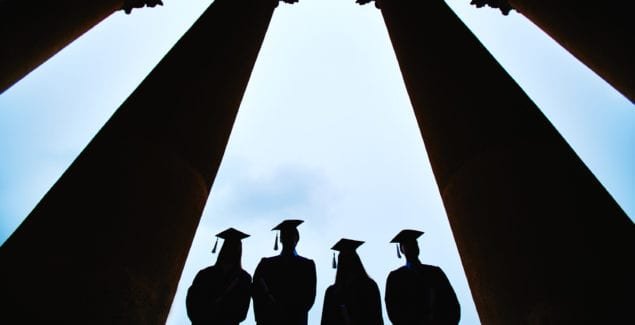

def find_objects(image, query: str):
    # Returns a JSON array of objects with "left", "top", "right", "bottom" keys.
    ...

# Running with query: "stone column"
[
  {"left": 470, "top": 0, "right": 635, "bottom": 103},
  {"left": 0, "top": 0, "right": 161, "bottom": 94},
  {"left": 0, "top": 0, "right": 279, "bottom": 322},
  {"left": 366, "top": 0, "right": 634, "bottom": 323}
]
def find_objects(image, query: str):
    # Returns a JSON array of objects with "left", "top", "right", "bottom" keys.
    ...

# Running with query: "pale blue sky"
[{"left": 0, "top": 0, "right": 633, "bottom": 324}]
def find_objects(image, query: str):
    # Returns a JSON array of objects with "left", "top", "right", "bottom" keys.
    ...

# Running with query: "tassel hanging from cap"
[
  {"left": 212, "top": 238, "right": 218, "bottom": 253},
  {"left": 332, "top": 252, "right": 337, "bottom": 269},
  {"left": 396, "top": 243, "right": 402, "bottom": 259},
  {"left": 274, "top": 233, "right": 279, "bottom": 251}
]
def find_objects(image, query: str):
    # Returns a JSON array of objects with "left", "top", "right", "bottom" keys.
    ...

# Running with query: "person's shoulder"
[
  {"left": 279, "top": 254, "right": 314, "bottom": 267},
  {"left": 358, "top": 276, "right": 380, "bottom": 291},
  {"left": 420, "top": 263, "right": 445, "bottom": 273},
  {"left": 254, "top": 256, "right": 275, "bottom": 274},
  {"left": 295, "top": 255, "right": 315, "bottom": 264},
  {"left": 239, "top": 268, "right": 252, "bottom": 280},
  {"left": 257, "top": 256, "right": 277, "bottom": 265},
  {"left": 192, "top": 265, "right": 217, "bottom": 282},
  {"left": 197, "top": 265, "right": 217, "bottom": 275},
  {"left": 260, "top": 256, "right": 273, "bottom": 262},
  {"left": 389, "top": 265, "right": 410, "bottom": 275},
  {"left": 299, "top": 256, "right": 317, "bottom": 270},
  {"left": 387, "top": 266, "right": 408, "bottom": 282},
  {"left": 323, "top": 285, "right": 337, "bottom": 300}
]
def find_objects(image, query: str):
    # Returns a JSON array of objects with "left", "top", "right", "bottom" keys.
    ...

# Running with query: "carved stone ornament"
[
  {"left": 354, "top": 0, "right": 380, "bottom": 9},
  {"left": 469, "top": 0, "right": 513, "bottom": 15},
  {"left": 121, "top": 0, "right": 300, "bottom": 13},
  {"left": 354, "top": 0, "right": 513, "bottom": 14},
  {"left": 122, "top": 0, "right": 164, "bottom": 14}
]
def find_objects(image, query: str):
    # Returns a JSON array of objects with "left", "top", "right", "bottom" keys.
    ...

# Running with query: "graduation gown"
[
  {"left": 252, "top": 254, "right": 317, "bottom": 325},
  {"left": 321, "top": 277, "right": 384, "bottom": 325},
  {"left": 186, "top": 265, "right": 252, "bottom": 325},
  {"left": 385, "top": 263, "right": 460, "bottom": 325}
]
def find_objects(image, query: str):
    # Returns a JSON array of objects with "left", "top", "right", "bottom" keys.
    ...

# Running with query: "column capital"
[
  {"left": 122, "top": 0, "right": 163, "bottom": 14},
  {"left": 469, "top": 0, "right": 513, "bottom": 15},
  {"left": 353, "top": 0, "right": 380, "bottom": 9},
  {"left": 357, "top": 0, "right": 513, "bottom": 14}
]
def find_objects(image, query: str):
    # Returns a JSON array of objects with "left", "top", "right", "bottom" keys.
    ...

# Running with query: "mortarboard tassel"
[
  {"left": 274, "top": 233, "right": 279, "bottom": 251},
  {"left": 212, "top": 238, "right": 218, "bottom": 253},
  {"left": 396, "top": 243, "right": 402, "bottom": 259},
  {"left": 332, "top": 252, "right": 337, "bottom": 269}
]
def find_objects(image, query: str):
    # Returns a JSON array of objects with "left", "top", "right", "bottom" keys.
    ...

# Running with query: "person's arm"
[
  {"left": 338, "top": 304, "right": 352, "bottom": 325},
  {"left": 385, "top": 271, "right": 406, "bottom": 325},
  {"left": 228, "top": 272, "right": 252, "bottom": 324},
  {"left": 185, "top": 272, "right": 203, "bottom": 322},
  {"left": 322, "top": 286, "right": 352, "bottom": 325},
  {"left": 259, "top": 277, "right": 277, "bottom": 304},
  {"left": 434, "top": 267, "right": 461, "bottom": 324},
  {"left": 305, "top": 259, "right": 317, "bottom": 311},
  {"left": 367, "top": 280, "right": 384, "bottom": 325},
  {"left": 321, "top": 287, "right": 334, "bottom": 325},
  {"left": 251, "top": 260, "right": 267, "bottom": 323},
  {"left": 214, "top": 276, "right": 241, "bottom": 303}
]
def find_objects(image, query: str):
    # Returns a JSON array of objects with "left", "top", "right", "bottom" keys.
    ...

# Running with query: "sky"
[{"left": 0, "top": 0, "right": 633, "bottom": 324}]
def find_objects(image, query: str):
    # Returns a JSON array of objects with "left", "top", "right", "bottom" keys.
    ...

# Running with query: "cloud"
[{"left": 203, "top": 157, "right": 335, "bottom": 229}]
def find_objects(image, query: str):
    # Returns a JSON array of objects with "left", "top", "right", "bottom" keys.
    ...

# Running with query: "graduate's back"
[
  {"left": 252, "top": 219, "right": 317, "bottom": 325},
  {"left": 253, "top": 254, "right": 317, "bottom": 325}
]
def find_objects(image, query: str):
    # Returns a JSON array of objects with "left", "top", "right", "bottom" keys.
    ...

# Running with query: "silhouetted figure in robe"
[
  {"left": 252, "top": 219, "right": 317, "bottom": 325},
  {"left": 186, "top": 228, "right": 252, "bottom": 325},
  {"left": 321, "top": 238, "right": 383, "bottom": 325},
  {"left": 385, "top": 230, "right": 460, "bottom": 325}
]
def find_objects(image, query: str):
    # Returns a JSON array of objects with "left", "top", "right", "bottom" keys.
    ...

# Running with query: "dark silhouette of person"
[
  {"left": 385, "top": 230, "right": 460, "bottom": 325},
  {"left": 252, "top": 219, "right": 317, "bottom": 325},
  {"left": 321, "top": 239, "right": 383, "bottom": 325},
  {"left": 186, "top": 228, "right": 252, "bottom": 325}
]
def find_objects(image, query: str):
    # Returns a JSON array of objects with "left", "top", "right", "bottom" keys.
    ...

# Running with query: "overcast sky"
[{"left": 0, "top": 0, "right": 633, "bottom": 324}]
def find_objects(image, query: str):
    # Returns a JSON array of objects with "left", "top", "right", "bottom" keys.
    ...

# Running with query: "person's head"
[
  {"left": 272, "top": 219, "right": 303, "bottom": 252},
  {"left": 216, "top": 239, "right": 242, "bottom": 270},
  {"left": 335, "top": 250, "right": 369, "bottom": 285},
  {"left": 212, "top": 227, "right": 249, "bottom": 271},
  {"left": 280, "top": 228, "right": 299, "bottom": 250},
  {"left": 331, "top": 238, "right": 368, "bottom": 285},
  {"left": 390, "top": 229, "right": 424, "bottom": 261},
  {"left": 399, "top": 239, "right": 420, "bottom": 260}
]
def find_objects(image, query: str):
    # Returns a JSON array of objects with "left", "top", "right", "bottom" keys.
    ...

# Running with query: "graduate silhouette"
[
  {"left": 252, "top": 219, "right": 317, "bottom": 325},
  {"left": 385, "top": 230, "right": 460, "bottom": 325},
  {"left": 321, "top": 239, "right": 383, "bottom": 325},
  {"left": 186, "top": 228, "right": 252, "bottom": 325}
]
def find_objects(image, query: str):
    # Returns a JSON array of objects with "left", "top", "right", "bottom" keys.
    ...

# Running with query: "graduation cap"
[
  {"left": 331, "top": 238, "right": 364, "bottom": 269},
  {"left": 212, "top": 227, "right": 249, "bottom": 253},
  {"left": 271, "top": 219, "right": 303, "bottom": 250},
  {"left": 390, "top": 229, "right": 424, "bottom": 258}
]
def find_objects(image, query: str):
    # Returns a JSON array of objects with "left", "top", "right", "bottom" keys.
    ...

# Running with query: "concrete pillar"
[
  {"left": 0, "top": 0, "right": 278, "bottom": 322},
  {"left": 0, "top": 0, "right": 161, "bottom": 94},
  {"left": 471, "top": 0, "right": 635, "bottom": 103},
  {"left": 370, "top": 0, "right": 634, "bottom": 323}
]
